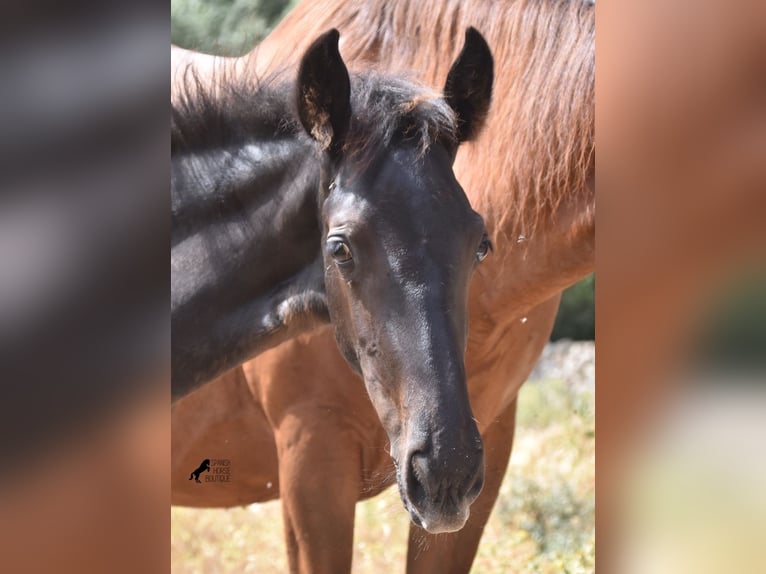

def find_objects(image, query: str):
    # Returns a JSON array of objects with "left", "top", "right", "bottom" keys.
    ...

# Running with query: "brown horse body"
[{"left": 172, "top": 0, "right": 594, "bottom": 571}]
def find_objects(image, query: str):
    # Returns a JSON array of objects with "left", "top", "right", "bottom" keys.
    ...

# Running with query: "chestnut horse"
[
  {"left": 172, "top": 0, "right": 594, "bottom": 572},
  {"left": 172, "top": 29, "right": 494, "bottom": 401}
]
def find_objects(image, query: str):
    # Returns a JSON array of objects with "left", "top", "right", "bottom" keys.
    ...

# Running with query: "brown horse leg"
[
  {"left": 405, "top": 398, "right": 518, "bottom": 573},
  {"left": 276, "top": 410, "right": 362, "bottom": 574}
]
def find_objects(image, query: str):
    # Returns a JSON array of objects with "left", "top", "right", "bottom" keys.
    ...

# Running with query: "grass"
[{"left": 171, "top": 377, "right": 594, "bottom": 572}]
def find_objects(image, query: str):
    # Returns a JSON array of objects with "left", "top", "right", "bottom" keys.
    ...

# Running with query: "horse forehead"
[
  {"left": 323, "top": 189, "right": 374, "bottom": 222},
  {"left": 326, "top": 186, "right": 464, "bottom": 236},
  {"left": 339, "top": 173, "right": 466, "bottom": 224},
  {"left": 329, "top": 147, "right": 473, "bottom": 230}
]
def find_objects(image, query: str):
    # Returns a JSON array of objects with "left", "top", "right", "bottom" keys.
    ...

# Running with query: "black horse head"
[{"left": 297, "top": 29, "right": 494, "bottom": 533}]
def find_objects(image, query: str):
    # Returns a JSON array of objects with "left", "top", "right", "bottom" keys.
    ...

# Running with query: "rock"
[{"left": 527, "top": 340, "right": 595, "bottom": 393}]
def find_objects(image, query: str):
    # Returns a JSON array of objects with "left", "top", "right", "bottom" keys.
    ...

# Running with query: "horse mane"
[
  {"left": 259, "top": 0, "right": 595, "bottom": 231},
  {"left": 171, "top": 65, "right": 296, "bottom": 154},
  {"left": 171, "top": 62, "right": 457, "bottom": 168}
]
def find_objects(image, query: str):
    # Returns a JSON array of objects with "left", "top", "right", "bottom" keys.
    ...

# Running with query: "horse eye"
[
  {"left": 328, "top": 238, "right": 353, "bottom": 264},
  {"left": 476, "top": 234, "right": 492, "bottom": 263}
]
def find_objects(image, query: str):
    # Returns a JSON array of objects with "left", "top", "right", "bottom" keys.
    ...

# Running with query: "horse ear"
[
  {"left": 296, "top": 29, "right": 351, "bottom": 155},
  {"left": 444, "top": 27, "right": 494, "bottom": 143}
]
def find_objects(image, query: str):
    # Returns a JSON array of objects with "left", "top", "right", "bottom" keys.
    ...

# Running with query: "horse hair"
[{"left": 171, "top": 62, "right": 458, "bottom": 167}]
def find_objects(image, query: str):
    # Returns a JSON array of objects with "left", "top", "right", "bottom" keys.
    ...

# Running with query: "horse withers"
[{"left": 172, "top": 29, "right": 495, "bottom": 534}]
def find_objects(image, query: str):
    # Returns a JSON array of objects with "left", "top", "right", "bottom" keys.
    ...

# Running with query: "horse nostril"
[
  {"left": 467, "top": 465, "right": 485, "bottom": 501},
  {"left": 406, "top": 451, "right": 428, "bottom": 505}
]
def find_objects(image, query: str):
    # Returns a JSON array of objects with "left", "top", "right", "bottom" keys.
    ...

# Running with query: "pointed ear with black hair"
[
  {"left": 444, "top": 27, "right": 494, "bottom": 143},
  {"left": 296, "top": 29, "right": 351, "bottom": 156}
]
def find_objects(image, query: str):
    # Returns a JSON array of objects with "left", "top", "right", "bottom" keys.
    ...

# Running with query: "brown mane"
[{"left": 254, "top": 0, "right": 595, "bottom": 233}]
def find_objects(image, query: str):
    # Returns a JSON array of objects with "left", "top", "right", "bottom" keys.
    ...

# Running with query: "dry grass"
[{"left": 171, "top": 377, "right": 594, "bottom": 573}]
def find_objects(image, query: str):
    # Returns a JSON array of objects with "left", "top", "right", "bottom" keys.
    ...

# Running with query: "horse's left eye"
[{"left": 476, "top": 234, "right": 492, "bottom": 262}]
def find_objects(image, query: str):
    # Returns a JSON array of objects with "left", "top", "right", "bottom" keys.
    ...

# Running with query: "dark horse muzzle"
[{"left": 395, "top": 399, "right": 485, "bottom": 533}]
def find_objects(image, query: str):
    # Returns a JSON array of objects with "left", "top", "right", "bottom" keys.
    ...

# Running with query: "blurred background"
[
  {"left": 1, "top": 4, "right": 169, "bottom": 572},
  {"left": 3, "top": 0, "right": 763, "bottom": 572}
]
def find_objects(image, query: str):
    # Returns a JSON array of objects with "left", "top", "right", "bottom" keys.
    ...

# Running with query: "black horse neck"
[{"left": 171, "top": 80, "right": 327, "bottom": 399}]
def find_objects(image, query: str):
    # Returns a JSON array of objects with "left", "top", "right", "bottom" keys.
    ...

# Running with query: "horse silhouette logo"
[{"left": 189, "top": 459, "right": 211, "bottom": 483}]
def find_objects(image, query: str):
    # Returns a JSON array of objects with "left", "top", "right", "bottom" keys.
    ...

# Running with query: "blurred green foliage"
[
  {"left": 171, "top": 0, "right": 295, "bottom": 56},
  {"left": 552, "top": 274, "right": 595, "bottom": 342},
  {"left": 694, "top": 268, "right": 766, "bottom": 372}
]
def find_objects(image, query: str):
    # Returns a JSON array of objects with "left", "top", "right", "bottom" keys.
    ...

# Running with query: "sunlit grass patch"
[
  {"left": 491, "top": 377, "right": 595, "bottom": 573},
  {"left": 171, "top": 501, "right": 287, "bottom": 573}
]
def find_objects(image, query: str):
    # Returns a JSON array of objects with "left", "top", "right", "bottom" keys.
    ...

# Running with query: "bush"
[
  {"left": 551, "top": 274, "right": 595, "bottom": 341},
  {"left": 171, "top": 0, "right": 295, "bottom": 56},
  {"left": 693, "top": 268, "right": 766, "bottom": 371}
]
